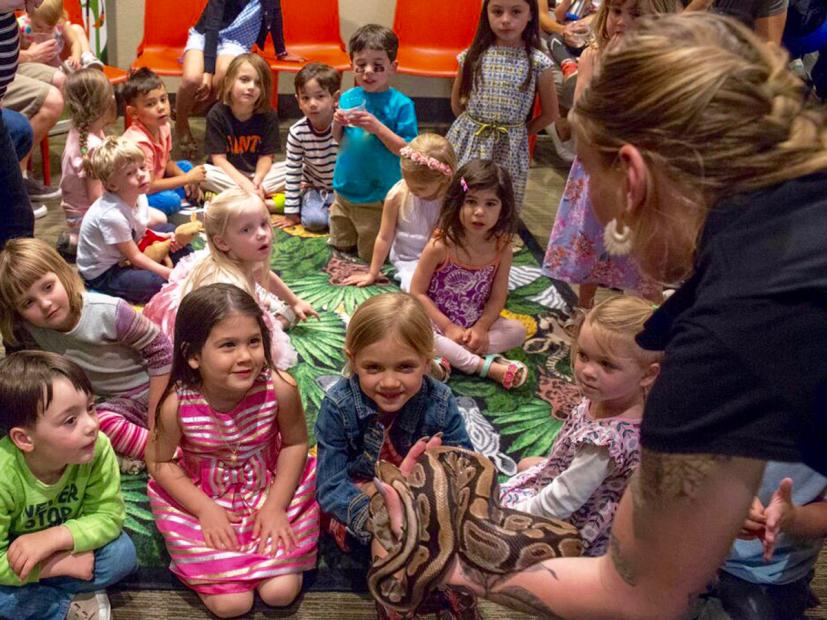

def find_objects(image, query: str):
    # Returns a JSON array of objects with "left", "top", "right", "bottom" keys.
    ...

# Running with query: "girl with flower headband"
[
  {"left": 411, "top": 159, "right": 528, "bottom": 389},
  {"left": 344, "top": 133, "right": 457, "bottom": 292}
]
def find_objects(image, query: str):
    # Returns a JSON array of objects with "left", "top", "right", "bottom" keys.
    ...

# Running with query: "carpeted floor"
[{"left": 21, "top": 121, "right": 827, "bottom": 618}]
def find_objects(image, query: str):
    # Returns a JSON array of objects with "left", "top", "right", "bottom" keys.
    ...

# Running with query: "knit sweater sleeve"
[{"left": 113, "top": 298, "right": 173, "bottom": 376}]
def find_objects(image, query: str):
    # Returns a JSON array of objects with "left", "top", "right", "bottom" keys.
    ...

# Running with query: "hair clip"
[{"left": 460, "top": 177, "right": 469, "bottom": 192}]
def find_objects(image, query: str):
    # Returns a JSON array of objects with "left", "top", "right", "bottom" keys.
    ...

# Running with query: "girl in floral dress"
[
  {"left": 543, "top": 0, "right": 677, "bottom": 309},
  {"left": 447, "top": 0, "right": 558, "bottom": 210},
  {"left": 146, "top": 283, "right": 318, "bottom": 618},
  {"left": 499, "top": 295, "right": 661, "bottom": 555}
]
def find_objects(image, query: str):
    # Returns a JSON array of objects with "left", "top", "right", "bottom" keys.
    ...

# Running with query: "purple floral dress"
[
  {"left": 426, "top": 248, "right": 501, "bottom": 329},
  {"left": 499, "top": 398, "right": 641, "bottom": 556},
  {"left": 543, "top": 158, "right": 660, "bottom": 299}
]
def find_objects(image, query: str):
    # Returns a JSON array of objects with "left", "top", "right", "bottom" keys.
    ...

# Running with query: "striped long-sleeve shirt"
[
  {"left": 0, "top": 12, "right": 20, "bottom": 100},
  {"left": 283, "top": 117, "right": 337, "bottom": 215}
]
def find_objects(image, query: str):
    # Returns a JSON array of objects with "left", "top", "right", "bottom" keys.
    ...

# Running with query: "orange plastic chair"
[
  {"left": 392, "top": 0, "right": 482, "bottom": 77},
  {"left": 132, "top": 0, "right": 207, "bottom": 76},
  {"left": 255, "top": 0, "right": 351, "bottom": 107}
]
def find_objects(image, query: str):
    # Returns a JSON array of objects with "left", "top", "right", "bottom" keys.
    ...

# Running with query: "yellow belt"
[{"left": 466, "top": 113, "right": 521, "bottom": 138}]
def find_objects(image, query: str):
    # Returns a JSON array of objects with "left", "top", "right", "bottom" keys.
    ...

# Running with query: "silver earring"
[{"left": 603, "top": 218, "right": 632, "bottom": 256}]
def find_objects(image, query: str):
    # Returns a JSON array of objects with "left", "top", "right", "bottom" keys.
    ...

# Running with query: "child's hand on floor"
[
  {"left": 198, "top": 501, "right": 241, "bottom": 551},
  {"left": 7, "top": 528, "right": 67, "bottom": 581},
  {"left": 463, "top": 325, "right": 490, "bottom": 354},
  {"left": 254, "top": 505, "right": 298, "bottom": 555},
  {"left": 275, "top": 214, "right": 301, "bottom": 229},
  {"left": 291, "top": 299, "right": 319, "bottom": 322}
]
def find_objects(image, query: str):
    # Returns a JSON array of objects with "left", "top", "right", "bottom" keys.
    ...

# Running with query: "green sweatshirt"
[{"left": 0, "top": 433, "right": 124, "bottom": 585}]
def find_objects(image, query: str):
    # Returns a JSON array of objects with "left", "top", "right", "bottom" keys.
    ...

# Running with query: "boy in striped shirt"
[{"left": 276, "top": 63, "right": 340, "bottom": 231}]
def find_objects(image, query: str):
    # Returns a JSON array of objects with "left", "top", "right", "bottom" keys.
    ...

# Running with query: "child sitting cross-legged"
[
  {"left": 0, "top": 351, "right": 137, "bottom": 620},
  {"left": 76, "top": 136, "right": 194, "bottom": 304},
  {"left": 121, "top": 68, "right": 206, "bottom": 217}
]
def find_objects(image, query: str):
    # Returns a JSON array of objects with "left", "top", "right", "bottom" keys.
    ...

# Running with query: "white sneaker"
[
  {"left": 32, "top": 204, "right": 47, "bottom": 220},
  {"left": 80, "top": 51, "right": 104, "bottom": 69},
  {"left": 67, "top": 591, "right": 111, "bottom": 620},
  {"left": 548, "top": 122, "right": 576, "bottom": 163}
]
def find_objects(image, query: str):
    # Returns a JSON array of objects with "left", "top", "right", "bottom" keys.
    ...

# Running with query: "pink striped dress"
[{"left": 148, "top": 370, "right": 319, "bottom": 594}]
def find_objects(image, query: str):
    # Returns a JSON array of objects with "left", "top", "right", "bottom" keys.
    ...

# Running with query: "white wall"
[{"left": 108, "top": 0, "right": 451, "bottom": 98}]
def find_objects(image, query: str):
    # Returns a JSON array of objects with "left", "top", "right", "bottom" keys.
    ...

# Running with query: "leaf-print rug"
[{"left": 118, "top": 223, "right": 581, "bottom": 592}]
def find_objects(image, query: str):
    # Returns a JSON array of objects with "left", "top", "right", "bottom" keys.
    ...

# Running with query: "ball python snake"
[{"left": 367, "top": 447, "right": 583, "bottom": 614}]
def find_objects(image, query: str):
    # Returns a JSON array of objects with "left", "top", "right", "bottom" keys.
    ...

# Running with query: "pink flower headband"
[{"left": 399, "top": 146, "right": 453, "bottom": 177}]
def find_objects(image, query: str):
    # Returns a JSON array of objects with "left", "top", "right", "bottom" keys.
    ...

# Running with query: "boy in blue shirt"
[{"left": 331, "top": 24, "right": 418, "bottom": 263}]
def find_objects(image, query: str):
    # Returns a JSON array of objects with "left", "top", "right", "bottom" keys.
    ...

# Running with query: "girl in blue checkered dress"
[{"left": 447, "top": 0, "right": 558, "bottom": 210}]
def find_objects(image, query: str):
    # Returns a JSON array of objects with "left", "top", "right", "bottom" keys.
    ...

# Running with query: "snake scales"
[{"left": 367, "top": 447, "right": 583, "bottom": 614}]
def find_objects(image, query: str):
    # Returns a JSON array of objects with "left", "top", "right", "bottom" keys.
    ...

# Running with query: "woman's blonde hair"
[
  {"left": 399, "top": 133, "right": 457, "bottom": 219},
  {"left": 0, "top": 238, "right": 85, "bottom": 345},
  {"left": 30, "top": 0, "right": 65, "bottom": 27},
  {"left": 573, "top": 295, "right": 662, "bottom": 367},
  {"left": 64, "top": 69, "right": 116, "bottom": 176},
  {"left": 219, "top": 53, "right": 272, "bottom": 114},
  {"left": 590, "top": 0, "right": 680, "bottom": 50},
  {"left": 570, "top": 12, "right": 827, "bottom": 282},
  {"left": 182, "top": 189, "right": 270, "bottom": 299},
  {"left": 344, "top": 293, "right": 434, "bottom": 375}
]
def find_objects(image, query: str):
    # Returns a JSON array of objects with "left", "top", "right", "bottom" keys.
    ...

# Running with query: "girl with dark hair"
[
  {"left": 411, "top": 160, "right": 528, "bottom": 390},
  {"left": 146, "top": 283, "right": 318, "bottom": 618},
  {"left": 446, "top": 0, "right": 558, "bottom": 209}
]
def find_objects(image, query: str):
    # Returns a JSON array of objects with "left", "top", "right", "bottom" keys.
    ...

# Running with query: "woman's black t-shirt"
[{"left": 638, "top": 173, "right": 827, "bottom": 474}]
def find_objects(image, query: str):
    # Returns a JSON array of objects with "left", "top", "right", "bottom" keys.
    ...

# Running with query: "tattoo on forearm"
[
  {"left": 637, "top": 449, "right": 731, "bottom": 504},
  {"left": 459, "top": 560, "right": 562, "bottom": 617},
  {"left": 609, "top": 532, "right": 637, "bottom": 586}
]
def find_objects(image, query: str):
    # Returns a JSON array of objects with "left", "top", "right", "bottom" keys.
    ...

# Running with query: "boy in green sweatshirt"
[{"left": 0, "top": 351, "right": 136, "bottom": 619}]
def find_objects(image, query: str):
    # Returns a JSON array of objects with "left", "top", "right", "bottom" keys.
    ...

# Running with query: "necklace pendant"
[{"left": 230, "top": 453, "right": 238, "bottom": 466}]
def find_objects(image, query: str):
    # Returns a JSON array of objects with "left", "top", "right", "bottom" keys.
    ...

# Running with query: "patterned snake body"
[{"left": 368, "top": 447, "right": 583, "bottom": 613}]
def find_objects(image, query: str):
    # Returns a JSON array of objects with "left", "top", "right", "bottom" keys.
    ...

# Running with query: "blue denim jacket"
[{"left": 315, "top": 374, "right": 472, "bottom": 544}]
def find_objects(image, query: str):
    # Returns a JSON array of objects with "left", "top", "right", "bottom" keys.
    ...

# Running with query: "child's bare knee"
[
  {"left": 257, "top": 573, "right": 302, "bottom": 607},
  {"left": 200, "top": 591, "right": 254, "bottom": 618}
]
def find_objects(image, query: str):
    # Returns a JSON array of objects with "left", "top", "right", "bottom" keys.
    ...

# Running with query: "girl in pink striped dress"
[{"left": 146, "top": 283, "right": 318, "bottom": 618}]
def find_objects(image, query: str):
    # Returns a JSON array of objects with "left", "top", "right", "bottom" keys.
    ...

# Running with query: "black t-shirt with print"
[
  {"left": 204, "top": 103, "right": 280, "bottom": 174},
  {"left": 637, "top": 173, "right": 827, "bottom": 474}
]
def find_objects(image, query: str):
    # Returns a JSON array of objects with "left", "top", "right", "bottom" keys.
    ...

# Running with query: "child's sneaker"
[
  {"left": 81, "top": 51, "right": 104, "bottom": 70},
  {"left": 68, "top": 591, "right": 111, "bottom": 620}
]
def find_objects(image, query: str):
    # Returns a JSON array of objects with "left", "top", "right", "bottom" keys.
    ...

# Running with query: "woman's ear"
[
  {"left": 618, "top": 144, "right": 649, "bottom": 217},
  {"left": 640, "top": 361, "right": 661, "bottom": 390}
]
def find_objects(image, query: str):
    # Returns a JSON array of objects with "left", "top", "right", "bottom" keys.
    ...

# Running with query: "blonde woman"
[{"left": 369, "top": 12, "right": 827, "bottom": 619}]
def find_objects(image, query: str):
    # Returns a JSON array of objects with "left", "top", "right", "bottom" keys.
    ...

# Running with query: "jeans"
[
  {"left": 84, "top": 223, "right": 193, "bottom": 304},
  {"left": 146, "top": 160, "right": 193, "bottom": 215},
  {"left": 0, "top": 108, "right": 33, "bottom": 251},
  {"left": 2, "top": 108, "right": 33, "bottom": 160},
  {"left": 300, "top": 188, "right": 333, "bottom": 232},
  {"left": 0, "top": 532, "right": 137, "bottom": 620}
]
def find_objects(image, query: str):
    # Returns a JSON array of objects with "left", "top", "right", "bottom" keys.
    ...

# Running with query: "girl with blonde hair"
[
  {"left": 499, "top": 295, "right": 661, "bottom": 556},
  {"left": 344, "top": 133, "right": 457, "bottom": 291},
  {"left": 365, "top": 12, "right": 827, "bottom": 619},
  {"left": 143, "top": 188, "right": 317, "bottom": 370},
  {"left": 0, "top": 238, "right": 172, "bottom": 462}
]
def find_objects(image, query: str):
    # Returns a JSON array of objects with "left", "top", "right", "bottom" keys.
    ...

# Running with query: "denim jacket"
[{"left": 315, "top": 375, "right": 472, "bottom": 544}]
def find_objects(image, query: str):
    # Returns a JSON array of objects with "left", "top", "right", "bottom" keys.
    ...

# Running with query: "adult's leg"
[
  {"left": 176, "top": 49, "right": 205, "bottom": 146},
  {"left": 1, "top": 108, "right": 33, "bottom": 160},
  {"left": 0, "top": 111, "right": 33, "bottom": 250}
]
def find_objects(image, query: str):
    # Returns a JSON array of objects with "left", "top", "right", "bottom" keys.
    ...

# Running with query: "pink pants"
[
  {"left": 96, "top": 383, "right": 150, "bottom": 459},
  {"left": 434, "top": 317, "right": 526, "bottom": 374}
]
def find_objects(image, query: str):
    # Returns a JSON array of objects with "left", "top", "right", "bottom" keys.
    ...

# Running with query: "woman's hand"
[
  {"left": 253, "top": 504, "right": 298, "bottom": 555},
  {"left": 198, "top": 501, "right": 241, "bottom": 550}
]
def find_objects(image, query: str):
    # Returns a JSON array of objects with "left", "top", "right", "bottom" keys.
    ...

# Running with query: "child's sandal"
[
  {"left": 431, "top": 356, "right": 452, "bottom": 382},
  {"left": 480, "top": 354, "right": 528, "bottom": 390}
]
